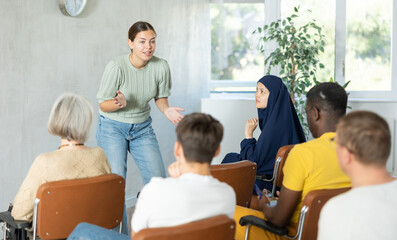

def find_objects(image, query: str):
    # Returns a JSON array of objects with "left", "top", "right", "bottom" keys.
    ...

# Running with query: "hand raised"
[
  {"left": 164, "top": 107, "right": 185, "bottom": 126},
  {"left": 245, "top": 118, "right": 258, "bottom": 139}
]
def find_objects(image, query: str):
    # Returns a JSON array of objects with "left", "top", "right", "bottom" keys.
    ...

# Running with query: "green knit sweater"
[{"left": 97, "top": 55, "right": 171, "bottom": 123}]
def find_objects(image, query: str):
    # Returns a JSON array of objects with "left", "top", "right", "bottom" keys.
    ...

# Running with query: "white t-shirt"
[
  {"left": 318, "top": 180, "right": 397, "bottom": 240},
  {"left": 131, "top": 173, "right": 236, "bottom": 233}
]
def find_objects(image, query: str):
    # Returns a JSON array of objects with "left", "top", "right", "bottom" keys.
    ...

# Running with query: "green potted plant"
[{"left": 254, "top": 6, "right": 326, "bottom": 136}]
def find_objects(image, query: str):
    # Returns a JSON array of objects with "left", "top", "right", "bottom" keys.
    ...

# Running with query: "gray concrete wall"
[{"left": 0, "top": 0, "right": 210, "bottom": 210}]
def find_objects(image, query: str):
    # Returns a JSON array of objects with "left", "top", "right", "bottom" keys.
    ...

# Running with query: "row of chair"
[
  {"left": 0, "top": 173, "right": 236, "bottom": 240},
  {"left": 0, "top": 145, "right": 349, "bottom": 240}
]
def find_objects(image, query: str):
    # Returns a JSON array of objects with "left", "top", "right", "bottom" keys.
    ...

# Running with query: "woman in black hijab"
[{"left": 222, "top": 75, "right": 306, "bottom": 192}]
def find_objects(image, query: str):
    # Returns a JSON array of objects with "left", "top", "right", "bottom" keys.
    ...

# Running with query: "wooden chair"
[
  {"left": 239, "top": 187, "right": 351, "bottom": 240},
  {"left": 0, "top": 174, "right": 125, "bottom": 240},
  {"left": 256, "top": 145, "right": 295, "bottom": 197},
  {"left": 211, "top": 160, "right": 257, "bottom": 207},
  {"left": 133, "top": 215, "right": 235, "bottom": 240}
]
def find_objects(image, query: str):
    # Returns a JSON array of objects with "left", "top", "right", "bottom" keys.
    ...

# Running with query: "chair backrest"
[
  {"left": 133, "top": 215, "right": 235, "bottom": 240},
  {"left": 211, "top": 160, "right": 257, "bottom": 207},
  {"left": 34, "top": 174, "right": 125, "bottom": 240},
  {"left": 299, "top": 187, "right": 351, "bottom": 240},
  {"left": 274, "top": 145, "right": 295, "bottom": 188}
]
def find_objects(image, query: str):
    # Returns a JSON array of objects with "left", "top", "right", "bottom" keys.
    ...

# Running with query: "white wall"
[
  {"left": 202, "top": 96, "right": 397, "bottom": 176},
  {"left": 201, "top": 96, "right": 259, "bottom": 164},
  {"left": 0, "top": 0, "right": 210, "bottom": 210}
]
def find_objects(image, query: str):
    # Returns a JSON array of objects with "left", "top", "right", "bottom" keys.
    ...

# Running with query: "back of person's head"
[
  {"left": 306, "top": 82, "right": 347, "bottom": 119},
  {"left": 47, "top": 93, "right": 93, "bottom": 143},
  {"left": 336, "top": 110, "right": 391, "bottom": 166},
  {"left": 176, "top": 113, "right": 223, "bottom": 164}
]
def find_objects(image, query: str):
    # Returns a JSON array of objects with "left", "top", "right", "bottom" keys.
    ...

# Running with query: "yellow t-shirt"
[
  {"left": 233, "top": 132, "right": 351, "bottom": 240},
  {"left": 283, "top": 132, "right": 351, "bottom": 225}
]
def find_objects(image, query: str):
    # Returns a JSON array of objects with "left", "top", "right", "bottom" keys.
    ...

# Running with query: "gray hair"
[{"left": 47, "top": 93, "right": 93, "bottom": 143}]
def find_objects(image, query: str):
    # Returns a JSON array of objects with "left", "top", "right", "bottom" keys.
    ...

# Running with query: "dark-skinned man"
[{"left": 233, "top": 82, "right": 351, "bottom": 240}]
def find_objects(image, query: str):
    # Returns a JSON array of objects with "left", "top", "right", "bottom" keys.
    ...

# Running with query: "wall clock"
[{"left": 59, "top": 0, "right": 87, "bottom": 17}]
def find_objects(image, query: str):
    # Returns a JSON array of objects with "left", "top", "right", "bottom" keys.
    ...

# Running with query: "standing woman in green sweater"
[{"left": 96, "top": 21, "right": 184, "bottom": 235}]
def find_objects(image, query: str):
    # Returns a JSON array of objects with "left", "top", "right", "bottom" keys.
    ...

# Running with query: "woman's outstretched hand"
[
  {"left": 164, "top": 107, "right": 185, "bottom": 126},
  {"left": 113, "top": 90, "right": 127, "bottom": 109},
  {"left": 245, "top": 118, "right": 258, "bottom": 139}
]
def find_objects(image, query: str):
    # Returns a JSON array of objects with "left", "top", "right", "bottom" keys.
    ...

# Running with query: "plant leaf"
[{"left": 343, "top": 80, "right": 351, "bottom": 88}]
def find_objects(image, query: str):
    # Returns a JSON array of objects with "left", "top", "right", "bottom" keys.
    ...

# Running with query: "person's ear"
[
  {"left": 128, "top": 39, "right": 133, "bottom": 50},
  {"left": 312, "top": 106, "right": 320, "bottom": 121},
  {"left": 174, "top": 141, "right": 181, "bottom": 159},
  {"left": 344, "top": 147, "right": 353, "bottom": 166},
  {"left": 174, "top": 141, "right": 186, "bottom": 163},
  {"left": 338, "top": 145, "right": 352, "bottom": 172},
  {"left": 213, "top": 146, "right": 221, "bottom": 158}
]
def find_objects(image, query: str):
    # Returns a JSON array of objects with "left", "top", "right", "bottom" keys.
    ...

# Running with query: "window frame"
[
  {"left": 210, "top": 0, "right": 268, "bottom": 92},
  {"left": 211, "top": 0, "right": 397, "bottom": 101},
  {"left": 211, "top": 0, "right": 263, "bottom": 4},
  {"left": 335, "top": 0, "right": 397, "bottom": 100}
]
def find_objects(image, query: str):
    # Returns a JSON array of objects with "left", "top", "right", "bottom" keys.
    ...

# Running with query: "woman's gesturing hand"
[
  {"left": 113, "top": 90, "right": 127, "bottom": 108},
  {"left": 164, "top": 107, "right": 185, "bottom": 126},
  {"left": 245, "top": 118, "right": 258, "bottom": 139}
]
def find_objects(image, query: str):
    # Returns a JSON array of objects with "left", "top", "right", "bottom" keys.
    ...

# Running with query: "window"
[
  {"left": 345, "top": 0, "right": 392, "bottom": 91},
  {"left": 211, "top": 0, "right": 397, "bottom": 99},
  {"left": 336, "top": 0, "right": 397, "bottom": 98},
  {"left": 281, "top": 0, "right": 335, "bottom": 84},
  {"left": 210, "top": 0, "right": 264, "bottom": 92}
]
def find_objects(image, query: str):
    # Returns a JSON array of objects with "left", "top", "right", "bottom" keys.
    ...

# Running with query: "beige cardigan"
[{"left": 11, "top": 147, "right": 112, "bottom": 221}]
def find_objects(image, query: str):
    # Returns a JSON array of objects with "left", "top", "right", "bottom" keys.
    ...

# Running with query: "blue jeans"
[
  {"left": 67, "top": 222, "right": 129, "bottom": 240},
  {"left": 96, "top": 115, "right": 166, "bottom": 235},
  {"left": 96, "top": 115, "right": 166, "bottom": 182}
]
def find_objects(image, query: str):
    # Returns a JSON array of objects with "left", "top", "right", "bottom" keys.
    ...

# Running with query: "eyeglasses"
[{"left": 330, "top": 137, "right": 355, "bottom": 153}]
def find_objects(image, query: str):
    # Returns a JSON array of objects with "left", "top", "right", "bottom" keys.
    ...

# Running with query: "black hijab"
[{"left": 254, "top": 75, "right": 306, "bottom": 174}]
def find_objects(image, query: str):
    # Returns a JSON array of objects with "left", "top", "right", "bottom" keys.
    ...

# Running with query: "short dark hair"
[
  {"left": 176, "top": 113, "right": 223, "bottom": 164},
  {"left": 337, "top": 111, "right": 391, "bottom": 166},
  {"left": 128, "top": 21, "right": 156, "bottom": 41},
  {"left": 306, "top": 82, "right": 347, "bottom": 117}
]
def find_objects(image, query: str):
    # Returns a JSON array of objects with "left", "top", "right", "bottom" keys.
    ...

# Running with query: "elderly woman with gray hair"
[{"left": 11, "top": 93, "right": 111, "bottom": 222}]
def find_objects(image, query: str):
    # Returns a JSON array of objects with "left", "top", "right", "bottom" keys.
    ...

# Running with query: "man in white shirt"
[
  {"left": 318, "top": 111, "right": 397, "bottom": 240},
  {"left": 67, "top": 113, "right": 236, "bottom": 239}
]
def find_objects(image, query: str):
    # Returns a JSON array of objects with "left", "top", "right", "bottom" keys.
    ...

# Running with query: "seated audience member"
[
  {"left": 233, "top": 82, "right": 351, "bottom": 240},
  {"left": 67, "top": 113, "right": 236, "bottom": 240},
  {"left": 12, "top": 93, "right": 111, "bottom": 221},
  {"left": 318, "top": 111, "right": 397, "bottom": 240},
  {"left": 222, "top": 75, "right": 306, "bottom": 192}
]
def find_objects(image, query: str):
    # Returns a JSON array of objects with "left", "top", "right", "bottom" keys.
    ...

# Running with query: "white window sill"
[{"left": 207, "top": 93, "right": 397, "bottom": 103}]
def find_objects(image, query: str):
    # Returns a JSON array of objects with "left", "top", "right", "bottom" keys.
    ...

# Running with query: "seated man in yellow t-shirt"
[{"left": 233, "top": 82, "right": 352, "bottom": 240}]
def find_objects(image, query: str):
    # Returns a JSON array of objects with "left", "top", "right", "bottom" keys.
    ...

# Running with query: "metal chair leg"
[
  {"left": 244, "top": 224, "right": 251, "bottom": 240},
  {"left": 119, "top": 221, "right": 123, "bottom": 234},
  {"left": 1, "top": 222, "right": 7, "bottom": 240}
]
